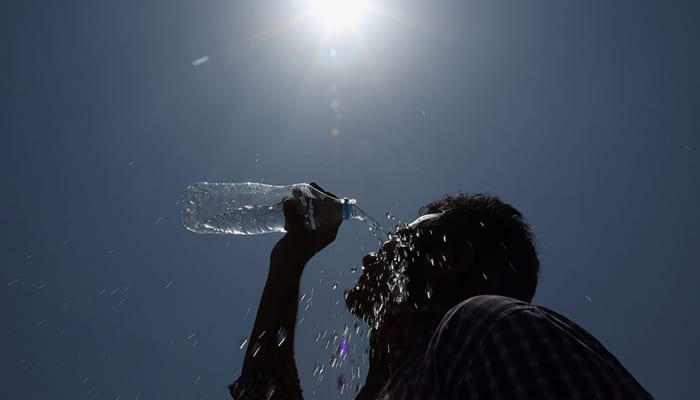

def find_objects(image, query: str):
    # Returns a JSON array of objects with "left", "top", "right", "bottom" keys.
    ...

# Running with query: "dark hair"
[{"left": 417, "top": 193, "right": 539, "bottom": 302}]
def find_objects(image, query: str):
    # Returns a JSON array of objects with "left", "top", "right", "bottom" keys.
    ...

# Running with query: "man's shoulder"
[
  {"left": 436, "top": 295, "right": 576, "bottom": 342},
  {"left": 441, "top": 294, "right": 536, "bottom": 325},
  {"left": 428, "top": 295, "right": 536, "bottom": 358},
  {"left": 431, "top": 294, "right": 577, "bottom": 355},
  {"left": 423, "top": 296, "right": 654, "bottom": 400}
]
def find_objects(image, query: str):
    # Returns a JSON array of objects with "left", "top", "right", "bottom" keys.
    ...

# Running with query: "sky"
[{"left": 2, "top": 0, "right": 699, "bottom": 399}]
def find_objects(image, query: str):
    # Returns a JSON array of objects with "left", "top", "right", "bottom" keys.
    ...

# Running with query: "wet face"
[{"left": 345, "top": 214, "right": 445, "bottom": 326}]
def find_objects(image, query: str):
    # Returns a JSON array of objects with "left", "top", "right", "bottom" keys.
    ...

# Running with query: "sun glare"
[{"left": 308, "top": 0, "right": 369, "bottom": 30}]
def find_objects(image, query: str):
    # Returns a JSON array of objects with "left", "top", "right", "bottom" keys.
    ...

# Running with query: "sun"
[{"left": 307, "top": 0, "right": 369, "bottom": 31}]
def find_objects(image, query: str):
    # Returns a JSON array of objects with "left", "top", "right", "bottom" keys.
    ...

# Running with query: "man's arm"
[{"left": 231, "top": 187, "right": 342, "bottom": 399}]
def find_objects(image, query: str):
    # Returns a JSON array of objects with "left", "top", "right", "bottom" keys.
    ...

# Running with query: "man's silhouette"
[{"left": 229, "top": 186, "right": 653, "bottom": 399}]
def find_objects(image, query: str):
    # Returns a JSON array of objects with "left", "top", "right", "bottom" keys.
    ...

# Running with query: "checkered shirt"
[{"left": 230, "top": 295, "right": 653, "bottom": 400}]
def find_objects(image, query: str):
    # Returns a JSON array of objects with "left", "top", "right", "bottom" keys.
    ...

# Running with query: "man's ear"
[{"left": 430, "top": 245, "right": 475, "bottom": 280}]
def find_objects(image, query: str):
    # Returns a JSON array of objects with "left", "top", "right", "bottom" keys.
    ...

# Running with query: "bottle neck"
[{"left": 342, "top": 198, "right": 355, "bottom": 220}]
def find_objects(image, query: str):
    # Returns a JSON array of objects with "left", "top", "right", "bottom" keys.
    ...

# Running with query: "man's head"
[{"left": 345, "top": 193, "right": 539, "bottom": 325}]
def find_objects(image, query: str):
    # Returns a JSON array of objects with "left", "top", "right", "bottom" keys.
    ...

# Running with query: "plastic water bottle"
[{"left": 180, "top": 182, "right": 370, "bottom": 235}]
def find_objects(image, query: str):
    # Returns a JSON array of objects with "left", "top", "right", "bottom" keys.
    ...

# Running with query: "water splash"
[{"left": 350, "top": 204, "right": 388, "bottom": 243}]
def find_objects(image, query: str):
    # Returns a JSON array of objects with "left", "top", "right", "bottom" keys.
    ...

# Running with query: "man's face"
[{"left": 345, "top": 213, "right": 443, "bottom": 325}]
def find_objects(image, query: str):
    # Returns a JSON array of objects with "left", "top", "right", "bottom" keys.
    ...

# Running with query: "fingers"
[
  {"left": 309, "top": 182, "right": 339, "bottom": 199},
  {"left": 285, "top": 183, "right": 343, "bottom": 236},
  {"left": 282, "top": 198, "right": 305, "bottom": 232}
]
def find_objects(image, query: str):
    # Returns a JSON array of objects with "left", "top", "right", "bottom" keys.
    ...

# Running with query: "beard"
[{"left": 345, "top": 259, "right": 410, "bottom": 329}]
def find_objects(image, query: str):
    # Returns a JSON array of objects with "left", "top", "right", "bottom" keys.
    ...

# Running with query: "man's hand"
[{"left": 279, "top": 182, "right": 343, "bottom": 261}]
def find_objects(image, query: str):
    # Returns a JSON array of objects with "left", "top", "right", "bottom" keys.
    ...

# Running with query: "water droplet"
[
  {"left": 313, "top": 362, "right": 325, "bottom": 377},
  {"left": 191, "top": 56, "right": 210, "bottom": 67},
  {"left": 443, "top": 234, "right": 447, "bottom": 242},
  {"left": 585, "top": 295, "right": 593, "bottom": 302},
  {"left": 251, "top": 342, "right": 261, "bottom": 357},
  {"left": 350, "top": 266, "right": 357, "bottom": 274},
  {"left": 340, "top": 338, "right": 348, "bottom": 358},
  {"left": 385, "top": 212, "right": 395, "bottom": 220},
  {"left": 425, "top": 285, "right": 433, "bottom": 299},
  {"left": 332, "top": 282, "right": 338, "bottom": 290},
  {"left": 482, "top": 273, "right": 488, "bottom": 280},
  {"left": 337, "top": 374, "right": 347, "bottom": 394},
  {"left": 276, "top": 327, "right": 287, "bottom": 346},
  {"left": 239, "top": 337, "right": 248, "bottom": 350}
]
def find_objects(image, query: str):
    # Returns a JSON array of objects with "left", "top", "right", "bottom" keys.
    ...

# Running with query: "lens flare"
[{"left": 308, "top": 0, "right": 369, "bottom": 30}]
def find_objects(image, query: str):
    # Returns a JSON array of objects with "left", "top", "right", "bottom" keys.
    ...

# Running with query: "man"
[{"left": 230, "top": 186, "right": 653, "bottom": 399}]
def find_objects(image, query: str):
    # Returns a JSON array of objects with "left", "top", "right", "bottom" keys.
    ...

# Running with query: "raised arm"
[{"left": 230, "top": 185, "right": 342, "bottom": 399}]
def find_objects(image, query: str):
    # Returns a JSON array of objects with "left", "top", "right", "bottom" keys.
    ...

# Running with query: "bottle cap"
[{"left": 342, "top": 198, "right": 351, "bottom": 220}]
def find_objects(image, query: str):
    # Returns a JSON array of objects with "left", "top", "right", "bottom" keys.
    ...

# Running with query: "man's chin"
[
  {"left": 344, "top": 288, "right": 364, "bottom": 317},
  {"left": 345, "top": 287, "right": 374, "bottom": 321},
  {"left": 345, "top": 286, "right": 392, "bottom": 327}
]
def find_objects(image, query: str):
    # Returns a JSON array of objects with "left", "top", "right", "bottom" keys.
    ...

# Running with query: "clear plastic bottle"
[{"left": 180, "top": 182, "right": 366, "bottom": 235}]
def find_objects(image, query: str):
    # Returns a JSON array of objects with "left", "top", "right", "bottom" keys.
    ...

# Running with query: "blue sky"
[{"left": 3, "top": 1, "right": 699, "bottom": 399}]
